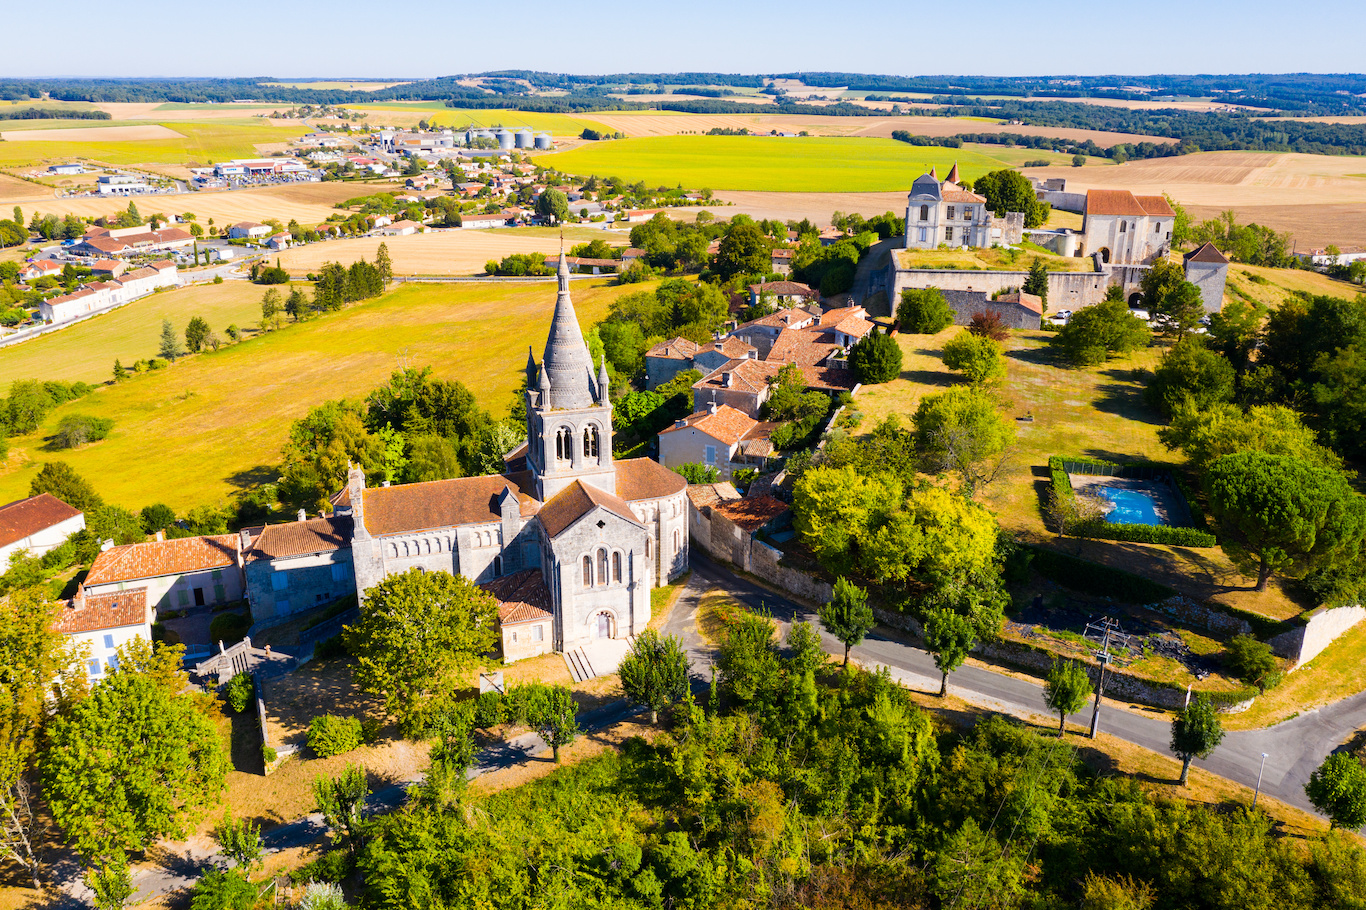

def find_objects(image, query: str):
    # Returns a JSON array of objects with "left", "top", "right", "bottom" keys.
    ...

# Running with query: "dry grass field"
[
  {"left": 273, "top": 228, "right": 615, "bottom": 275},
  {"left": 0, "top": 124, "right": 185, "bottom": 143},
  {"left": 855, "top": 326, "right": 1305, "bottom": 621},
  {"left": 0, "top": 173, "right": 49, "bottom": 201},
  {"left": 0, "top": 278, "right": 637, "bottom": 511}
]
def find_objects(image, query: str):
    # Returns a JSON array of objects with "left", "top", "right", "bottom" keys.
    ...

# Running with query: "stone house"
[
  {"left": 82, "top": 534, "right": 244, "bottom": 612},
  {"left": 644, "top": 337, "right": 701, "bottom": 390},
  {"left": 686, "top": 483, "right": 792, "bottom": 571},
  {"left": 483, "top": 569, "right": 554, "bottom": 662},
  {"left": 1183, "top": 242, "right": 1229, "bottom": 312},
  {"left": 692, "top": 358, "right": 857, "bottom": 418},
  {"left": 1081, "top": 190, "right": 1174, "bottom": 265},
  {"left": 730, "top": 307, "right": 819, "bottom": 359},
  {"left": 228, "top": 222, "right": 271, "bottom": 240},
  {"left": 0, "top": 493, "right": 85, "bottom": 568},
  {"left": 694, "top": 337, "right": 758, "bottom": 375},
  {"left": 746, "top": 282, "right": 819, "bottom": 311},
  {"left": 242, "top": 515, "right": 354, "bottom": 623},
  {"left": 770, "top": 248, "right": 794, "bottom": 274},
  {"left": 904, "top": 165, "right": 997, "bottom": 249},
  {"left": 657, "top": 403, "right": 776, "bottom": 479},
  {"left": 53, "top": 588, "right": 153, "bottom": 683}
]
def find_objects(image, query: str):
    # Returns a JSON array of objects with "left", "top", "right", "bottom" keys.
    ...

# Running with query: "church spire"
[
  {"left": 540, "top": 237, "right": 595, "bottom": 410},
  {"left": 597, "top": 353, "right": 610, "bottom": 402}
]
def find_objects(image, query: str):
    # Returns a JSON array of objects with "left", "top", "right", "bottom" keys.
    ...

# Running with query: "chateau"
[
  {"left": 903, "top": 165, "right": 1023, "bottom": 250},
  {"left": 346, "top": 252, "right": 689, "bottom": 653}
]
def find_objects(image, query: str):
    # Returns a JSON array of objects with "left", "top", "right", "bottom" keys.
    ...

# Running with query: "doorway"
[
  {"left": 595, "top": 612, "right": 612, "bottom": 639},
  {"left": 193, "top": 587, "right": 205, "bottom": 606}
]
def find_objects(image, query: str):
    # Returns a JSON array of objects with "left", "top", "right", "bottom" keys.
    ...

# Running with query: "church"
[{"left": 346, "top": 251, "right": 689, "bottom": 655}]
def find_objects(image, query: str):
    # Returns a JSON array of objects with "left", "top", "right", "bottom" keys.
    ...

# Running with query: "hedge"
[
  {"left": 1027, "top": 545, "right": 1178, "bottom": 604},
  {"left": 1048, "top": 456, "right": 1216, "bottom": 548}
]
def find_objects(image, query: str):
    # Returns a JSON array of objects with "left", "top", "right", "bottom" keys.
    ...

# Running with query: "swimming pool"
[{"left": 1096, "top": 486, "right": 1164, "bottom": 525}]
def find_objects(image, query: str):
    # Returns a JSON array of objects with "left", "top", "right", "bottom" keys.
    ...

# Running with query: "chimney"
[
  {"left": 381, "top": 480, "right": 391, "bottom": 488},
  {"left": 100, "top": 539, "right": 115, "bottom": 552},
  {"left": 297, "top": 508, "right": 307, "bottom": 522},
  {"left": 154, "top": 530, "right": 165, "bottom": 542},
  {"left": 708, "top": 400, "right": 719, "bottom": 415},
  {"left": 723, "top": 371, "right": 734, "bottom": 388}
]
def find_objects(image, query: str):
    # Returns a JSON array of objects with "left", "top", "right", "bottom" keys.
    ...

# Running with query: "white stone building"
[
  {"left": 348, "top": 253, "right": 689, "bottom": 652},
  {"left": 904, "top": 165, "right": 996, "bottom": 249},
  {"left": 83, "top": 534, "right": 245, "bottom": 611},
  {"left": 53, "top": 588, "right": 153, "bottom": 683},
  {"left": 0, "top": 494, "right": 85, "bottom": 568},
  {"left": 1080, "top": 190, "right": 1175, "bottom": 265}
]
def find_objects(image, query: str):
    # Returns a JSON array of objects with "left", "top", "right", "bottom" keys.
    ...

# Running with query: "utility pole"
[
  {"left": 1089, "top": 623, "right": 1110, "bottom": 739},
  {"left": 1085, "top": 616, "right": 1131, "bottom": 741}
]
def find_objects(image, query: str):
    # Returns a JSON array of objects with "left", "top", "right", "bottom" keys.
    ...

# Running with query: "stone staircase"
[{"left": 563, "top": 636, "right": 636, "bottom": 682}]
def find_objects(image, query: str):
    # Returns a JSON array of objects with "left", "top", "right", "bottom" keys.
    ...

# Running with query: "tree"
[
  {"left": 345, "top": 568, "right": 499, "bottom": 734},
  {"left": 1306, "top": 752, "right": 1366, "bottom": 829},
  {"left": 713, "top": 220, "right": 769, "bottom": 281},
  {"left": 1023, "top": 258, "right": 1049, "bottom": 309},
  {"left": 313, "top": 764, "right": 368, "bottom": 855},
  {"left": 1170, "top": 694, "right": 1224, "bottom": 785},
  {"left": 258, "top": 288, "right": 282, "bottom": 330},
  {"left": 923, "top": 608, "right": 975, "bottom": 696},
  {"left": 898, "top": 287, "right": 953, "bottom": 333},
  {"left": 673, "top": 463, "right": 719, "bottom": 484},
  {"left": 913, "top": 386, "right": 1014, "bottom": 495},
  {"left": 847, "top": 329, "right": 902, "bottom": 384},
  {"left": 1206, "top": 452, "right": 1366, "bottom": 591},
  {"left": 1044, "top": 660, "right": 1092, "bottom": 735},
  {"left": 112, "top": 359, "right": 127, "bottom": 382},
  {"left": 941, "top": 332, "right": 1006, "bottom": 385},
  {"left": 973, "top": 169, "right": 1049, "bottom": 227},
  {"left": 375, "top": 242, "right": 393, "bottom": 287},
  {"left": 1159, "top": 403, "right": 1341, "bottom": 473},
  {"left": 524, "top": 685, "right": 579, "bottom": 762},
  {"left": 1153, "top": 281, "right": 1206, "bottom": 340},
  {"left": 189, "top": 868, "right": 256, "bottom": 910},
  {"left": 158, "top": 318, "right": 184, "bottom": 362},
  {"left": 819, "top": 577, "right": 874, "bottom": 668},
  {"left": 1223, "top": 634, "right": 1280, "bottom": 691},
  {"left": 618, "top": 630, "right": 691, "bottom": 725},
  {"left": 86, "top": 855, "right": 135, "bottom": 910},
  {"left": 184, "top": 316, "right": 211, "bottom": 353},
  {"left": 1071, "top": 154, "right": 1087, "bottom": 167},
  {"left": 535, "top": 188, "right": 569, "bottom": 225},
  {"left": 41, "top": 668, "right": 226, "bottom": 859},
  {"left": 968, "top": 310, "right": 1008, "bottom": 342},
  {"left": 1145, "top": 336, "right": 1235, "bottom": 417},
  {"left": 30, "top": 461, "right": 103, "bottom": 513},
  {"left": 213, "top": 812, "right": 264, "bottom": 874},
  {"left": 284, "top": 287, "right": 309, "bottom": 322},
  {"left": 1052, "top": 297, "right": 1151, "bottom": 367}
]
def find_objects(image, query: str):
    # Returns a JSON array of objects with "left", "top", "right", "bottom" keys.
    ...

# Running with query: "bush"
[
  {"left": 942, "top": 332, "right": 1006, "bottom": 385},
  {"left": 189, "top": 869, "right": 256, "bottom": 910},
  {"left": 291, "top": 849, "right": 352, "bottom": 885},
  {"left": 262, "top": 744, "right": 277, "bottom": 764},
  {"left": 298, "top": 882, "right": 348, "bottom": 910},
  {"left": 308, "top": 714, "right": 364, "bottom": 758},
  {"left": 473, "top": 690, "right": 505, "bottom": 728},
  {"left": 314, "top": 633, "right": 349, "bottom": 660},
  {"left": 897, "top": 287, "right": 954, "bottom": 333},
  {"left": 847, "top": 329, "right": 902, "bottom": 384},
  {"left": 52, "top": 414, "right": 114, "bottom": 449},
  {"left": 222, "top": 672, "right": 254, "bottom": 713},
  {"left": 360, "top": 717, "right": 382, "bottom": 743},
  {"left": 208, "top": 611, "right": 250, "bottom": 644},
  {"left": 1224, "top": 634, "right": 1280, "bottom": 690}
]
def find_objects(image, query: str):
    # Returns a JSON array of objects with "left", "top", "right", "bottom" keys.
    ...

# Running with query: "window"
[
  {"left": 106, "top": 655, "right": 119, "bottom": 672},
  {"left": 704, "top": 445, "right": 717, "bottom": 464},
  {"left": 945, "top": 226, "right": 954, "bottom": 242},
  {"left": 1120, "top": 221, "right": 1127, "bottom": 233},
  {"left": 673, "top": 529, "right": 680, "bottom": 554},
  {"left": 646, "top": 537, "right": 651, "bottom": 558},
  {"left": 193, "top": 588, "right": 205, "bottom": 607},
  {"left": 613, "top": 551, "right": 622, "bottom": 583},
  {"left": 918, "top": 227, "right": 927, "bottom": 242},
  {"left": 493, "top": 555, "right": 503, "bottom": 577},
  {"left": 582, "top": 556, "right": 592, "bottom": 587},
  {"left": 964, "top": 206, "right": 972, "bottom": 220},
  {"left": 597, "top": 548, "right": 608, "bottom": 586},
  {"left": 212, "top": 569, "right": 222, "bottom": 580},
  {"left": 946, "top": 205, "right": 956, "bottom": 220},
  {"left": 1154, "top": 221, "right": 1161, "bottom": 233},
  {"left": 533, "top": 625, "right": 544, "bottom": 642},
  {"left": 272, "top": 572, "right": 289, "bottom": 591},
  {"left": 275, "top": 598, "right": 289, "bottom": 615},
  {"left": 88, "top": 658, "right": 101, "bottom": 677},
  {"left": 511, "top": 631, "right": 518, "bottom": 643},
  {"left": 584, "top": 425, "right": 600, "bottom": 459},
  {"left": 103, "top": 634, "right": 114, "bottom": 649},
  {"left": 919, "top": 204, "right": 929, "bottom": 221}
]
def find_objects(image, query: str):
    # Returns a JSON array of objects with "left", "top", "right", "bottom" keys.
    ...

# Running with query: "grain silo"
[
  {"left": 515, "top": 128, "right": 533, "bottom": 149},
  {"left": 534, "top": 132, "right": 553, "bottom": 150},
  {"left": 495, "top": 128, "right": 515, "bottom": 151}
]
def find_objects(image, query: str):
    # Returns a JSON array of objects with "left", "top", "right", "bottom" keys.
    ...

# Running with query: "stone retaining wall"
[
  {"left": 1145, "top": 595, "right": 1252, "bottom": 638},
  {"left": 1270, "top": 604, "right": 1366, "bottom": 667}
]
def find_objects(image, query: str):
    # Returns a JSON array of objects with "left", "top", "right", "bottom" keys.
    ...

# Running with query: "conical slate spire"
[
  {"left": 541, "top": 248, "right": 595, "bottom": 409},
  {"left": 946, "top": 161, "right": 960, "bottom": 185}
]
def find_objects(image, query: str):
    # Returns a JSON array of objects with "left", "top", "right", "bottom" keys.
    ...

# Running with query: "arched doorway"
[
  {"left": 1098, "top": 247, "right": 1112, "bottom": 264},
  {"left": 1128, "top": 292, "right": 1144, "bottom": 308},
  {"left": 594, "top": 611, "right": 614, "bottom": 639}
]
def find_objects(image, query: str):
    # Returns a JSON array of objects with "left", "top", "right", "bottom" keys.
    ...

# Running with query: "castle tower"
[{"left": 525, "top": 251, "right": 616, "bottom": 501}]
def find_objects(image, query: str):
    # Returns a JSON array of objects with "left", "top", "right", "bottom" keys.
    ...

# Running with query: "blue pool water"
[{"left": 1097, "top": 487, "right": 1164, "bottom": 525}]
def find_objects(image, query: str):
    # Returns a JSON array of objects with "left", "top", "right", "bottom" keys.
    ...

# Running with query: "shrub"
[
  {"left": 360, "top": 717, "right": 382, "bottom": 743},
  {"left": 314, "top": 633, "right": 349, "bottom": 661},
  {"left": 189, "top": 868, "right": 255, "bottom": 910},
  {"left": 847, "top": 329, "right": 902, "bottom": 384},
  {"left": 208, "top": 611, "right": 250, "bottom": 644},
  {"left": 308, "top": 714, "right": 364, "bottom": 757},
  {"left": 942, "top": 332, "right": 1006, "bottom": 385},
  {"left": 222, "top": 672, "right": 254, "bottom": 713},
  {"left": 52, "top": 414, "right": 114, "bottom": 449},
  {"left": 261, "top": 744, "right": 277, "bottom": 764},
  {"left": 473, "top": 690, "right": 505, "bottom": 728},
  {"left": 897, "top": 287, "right": 954, "bottom": 333},
  {"left": 291, "top": 849, "right": 352, "bottom": 885},
  {"left": 1224, "top": 634, "right": 1280, "bottom": 690},
  {"left": 968, "top": 310, "right": 1009, "bottom": 341},
  {"left": 299, "top": 882, "right": 348, "bottom": 910}
]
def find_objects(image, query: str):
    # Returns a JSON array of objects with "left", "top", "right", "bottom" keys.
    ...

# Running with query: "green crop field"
[
  {"left": 0, "top": 279, "right": 635, "bottom": 512},
  {"left": 0, "top": 120, "right": 309, "bottom": 167},
  {"left": 353, "top": 105, "right": 613, "bottom": 136},
  {"left": 535, "top": 136, "right": 1009, "bottom": 192}
]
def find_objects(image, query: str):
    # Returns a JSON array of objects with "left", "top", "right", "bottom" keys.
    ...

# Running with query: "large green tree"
[
  {"left": 535, "top": 189, "right": 569, "bottom": 225},
  {"left": 1052, "top": 296, "right": 1151, "bottom": 367},
  {"left": 29, "top": 461, "right": 103, "bottom": 515},
  {"left": 941, "top": 332, "right": 1006, "bottom": 385},
  {"left": 1206, "top": 452, "right": 1366, "bottom": 591},
  {"left": 912, "top": 386, "right": 1014, "bottom": 495},
  {"left": 346, "top": 568, "right": 499, "bottom": 734},
  {"left": 184, "top": 316, "right": 211, "bottom": 353},
  {"left": 1170, "top": 694, "right": 1224, "bottom": 785},
  {"left": 158, "top": 318, "right": 184, "bottom": 362},
  {"left": 972, "top": 169, "right": 1049, "bottom": 227},
  {"left": 41, "top": 666, "right": 226, "bottom": 860},
  {"left": 923, "top": 608, "right": 975, "bottom": 697},
  {"left": 618, "top": 630, "right": 691, "bottom": 725},
  {"left": 1306, "top": 752, "right": 1366, "bottom": 830},
  {"left": 818, "top": 577, "right": 874, "bottom": 668},
  {"left": 897, "top": 287, "right": 954, "bottom": 334},
  {"left": 1043, "top": 660, "right": 1092, "bottom": 735},
  {"left": 847, "top": 329, "right": 902, "bottom": 384},
  {"left": 1158, "top": 403, "right": 1341, "bottom": 473},
  {"left": 1145, "top": 336, "right": 1236, "bottom": 417},
  {"left": 713, "top": 220, "right": 770, "bottom": 281}
]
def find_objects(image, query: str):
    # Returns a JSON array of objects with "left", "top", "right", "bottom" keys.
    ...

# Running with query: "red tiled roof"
[
  {"left": 362, "top": 474, "right": 538, "bottom": 536},
  {"left": 659, "top": 405, "right": 759, "bottom": 446},
  {"left": 767, "top": 326, "right": 841, "bottom": 366},
  {"left": 614, "top": 458, "right": 688, "bottom": 502},
  {"left": 537, "top": 480, "right": 641, "bottom": 539},
  {"left": 1085, "top": 189, "right": 1149, "bottom": 217},
  {"left": 85, "top": 535, "right": 239, "bottom": 586},
  {"left": 246, "top": 516, "right": 353, "bottom": 562},
  {"left": 695, "top": 358, "right": 786, "bottom": 394},
  {"left": 79, "top": 237, "right": 130, "bottom": 254},
  {"left": 0, "top": 494, "right": 82, "bottom": 549},
  {"left": 54, "top": 587, "right": 149, "bottom": 635},
  {"left": 482, "top": 568, "right": 553, "bottom": 625},
  {"left": 646, "top": 336, "right": 700, "bottom": 360},
  {"left": 710, "top": 495, "right": 789, "bottom": 532},
  {"left": 747, "top": 281, "right": 818, "bottom": 298},
  {"left": 831, "top": 314, "right": 875, "bottom": 339},
  {"left": 1134, "top": 195, "right": 1176, "bottom": 217},
  {"left": 942, "top": 187, "right": 986, "bottom": 203},
  {"left": 697, "top": 336, "right": 755, "bottom": 359},
  {"left": 994, "top": 292, "right": 1044, "bottom": 315}
]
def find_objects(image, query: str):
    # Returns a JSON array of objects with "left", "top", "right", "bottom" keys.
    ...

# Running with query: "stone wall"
[
  {"left": 976, "top": 640, "right": 1190, "bottom": 711},
  {"left": 1185, "top": 260, "right": 1229, "bottom": 313},
  {"left": 749, "top": 540, "right": 834, "bottom": 603},
  {"left": 1038, "top": 190, "right": 1088, "bottom": 213},
  {"left": 1270, "top": 604, "right": 1366, "bottom": 667},
  {"left": 889, "top": 266, "right": 1111, "bottom": 311},
  {"left": 1146, "top": 595, "right": 1251, "bottom": 638}
]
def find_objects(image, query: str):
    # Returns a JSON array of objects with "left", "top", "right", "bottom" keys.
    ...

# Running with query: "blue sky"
[{"left": 5, "top": 0, "right": 1364, "bottom": 78}]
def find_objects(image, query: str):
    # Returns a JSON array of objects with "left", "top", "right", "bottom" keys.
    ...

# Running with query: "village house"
[
  {"left": 39, "top": 260, "right": 178, "bottom": 324},
  {"left": 242, "top": 515, "right": 354, "bottom": 624},
  {"left": 82, "top": 534, "right": 244, "bottom": 612},
  {"left": 691, "top": 357, "right": 856, "bottom": 418},
  {"left": 378, "top": 219, "right": 423, "bottom": 236},
  {"left": 482, "top": 569, "right": 554, "bottom": 662},
  {"left": 747, "top": 281, "right": 820, "bottom": 310},
  {"left": 1183, "top": 242, "right": 1231, "bottom": 313},
  {"left": 770, "top": 248, "right": 794, "bottom": 274},
  {"left": 53, "top": 588, "right": 153, "bottom": 683},
  {"left": 227, "top": 222, "right": 272, "bottom": 240},
  {"left": 19, "top": 260, "right": 63, "bottom": 283},
  {"left": 730, "top": 306, "right": 820, "bottom": 359},
  {"left": 89, "top": 259, "right": 128, "bottom": 279},
  {"left": 657, "top": 403, "right": 776, "bottom": 479},
  {"left": 266, "top": 232, "right": 292, "bottom": 251},
  {"left": 0, "top": 493, "right": 85, "bottom": 568}
]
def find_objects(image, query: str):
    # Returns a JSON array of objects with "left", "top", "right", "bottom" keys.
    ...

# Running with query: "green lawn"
[
  {"left": 535, "top": 136, "right": 1008, "bottom": 192},
  {"left": 0, "top": 120, "right": 309, "bottom": 167},
  {"left": 0, "top": 279, "right": 637, "bottom": 513},
  {"left": 895, "top": 246, "right": 1094, "bottom": 272}
]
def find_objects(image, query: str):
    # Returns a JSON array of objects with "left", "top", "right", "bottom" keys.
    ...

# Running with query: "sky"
[{"left": 5, "top": 0, "right": 1365, "bottom": 79}]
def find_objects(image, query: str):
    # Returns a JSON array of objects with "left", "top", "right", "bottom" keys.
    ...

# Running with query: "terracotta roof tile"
[
  {"left": 695, "top": 358, "right": 785, "bottom": 394},
  {"left": 710, "top": 495, "right": 789, "bottom": 532},
  {"left": 0, "top": 494, "right": 82, "bottom": 549},
  {"left": 767, "top": 326, "right": 841, "bottom": 366},
  {"left": 54, "top": 587, "right": 149, "bottom": 635},
  {"left": 362, "top": 475, "right": 537, "bottom": 536},
  {"left": 482, "top": 568, "right": 553, "bottom": 625},
  {"left": 697, "top": 336, "right": 755, "bottom": 359},
  {"left": 685, "top": 481, "right": 740, "bottom": 511},
  {"left": 941, "top": 188, "right": 986, "bottom": 203},
  {"left": 614, "top": 458, "right": 687, "bottom": 502},
  {"left": 659, "top": 405, "right": 759, "bottom": 446},
  {"left": 85, "top": 535, "right": 239, "bottom": 586},
  {"left": 538, "top": 480, "right": 641, "bottom": 539},
  {"left": 246, "top": 516, "right": 352, "bottom": 562},
  {"left": 1135, "top": 195, "right": 1176, "bottom": 217},
  {"left": 646, "top": 336, "right": 701, "bottom": 360},
  {"left": 994, "top": 292, "right": 1044, "bottom": 315},
  {"left": 1086, "top": 189, "right": 1149, "bottom": 217},
  {"left": 747, "top": 281, "right": 818, "bottom": 299}
]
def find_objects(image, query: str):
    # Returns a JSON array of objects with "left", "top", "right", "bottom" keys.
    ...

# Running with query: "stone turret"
[
  {"left": 945, "top": 161, "right": 960, "bottom": 185},
  {"left": 598, "top": 355, "right": 610, "bottom": 400}
]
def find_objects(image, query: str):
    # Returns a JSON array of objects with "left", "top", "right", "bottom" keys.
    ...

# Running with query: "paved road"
[{"left": 680, "top": 554, "right": 1366, "bottom": 817}]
